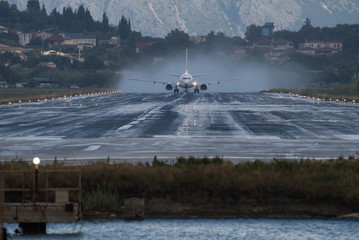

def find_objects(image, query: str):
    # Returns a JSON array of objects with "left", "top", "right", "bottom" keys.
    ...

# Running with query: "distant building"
[
  {"left": 17, "top": 32, "right": 33, "bottom": 46},
  {"left": 99, "top": 37, "right": 120, "bottom": 47},
  {"left": 262, "top": 22, "right": 275, "bottom": 36},
  {"left": 120, "top": 39, "right": 128, "bottom": 48},
  {"left": 298, "top": 40, "right": 343, "bottom": 55},
  {"left": 62, "top": 33, "right": 96, "bottom": 48},
  {"left": 296, "top": 47, "right": 316, "bottom": 55},
  {"left": 31, "top": 78, "right": 57, "bottom": 88},
  {"left": 189, "top": 35, "right": 206, "bottom": 44},
  {"left": 232, "top": 46, "right": 249, "bottom": 58},
  {"left": 44, "top": 35, "right": 64, "bottom": 47},
  {"left": 0, "top": 82, "right": 8, "bottom": 88},
  {"left": 0, "top": 25, "right": 9, "bottom": 34},
  {"left": 135, "top": 43, "right": 152, "bottom": 53},
  {"left": 252, "top": 38, "right": 294, "bottom": 64},
  {"left": 32, "top": 32, "right": 52, "bottom": 41},
  {"left": 253, "top": 38, "right": 294, "bottom": 51}
]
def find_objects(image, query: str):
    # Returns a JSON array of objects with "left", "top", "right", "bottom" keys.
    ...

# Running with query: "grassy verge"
[
  {"left": 265, "top": 79, "right": 359, "bottom": 102},
  {"left": 0, "top": 88, "right": 120, "bottom": 105},
  {"left": 1, "top": 156, "right": 359, "bottom": 217}
]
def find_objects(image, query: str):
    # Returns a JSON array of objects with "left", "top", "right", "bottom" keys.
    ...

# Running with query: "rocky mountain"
[{"left": 7, "top": 0, "right": 359, "bottom": 37}]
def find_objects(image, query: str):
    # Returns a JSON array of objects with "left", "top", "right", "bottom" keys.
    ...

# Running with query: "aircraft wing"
[
  {"left": 204, "top": 78, "right": 241, "bottom": 85},
  {"left": 128, "top": 78, "right": 171, "bottom": 85}
]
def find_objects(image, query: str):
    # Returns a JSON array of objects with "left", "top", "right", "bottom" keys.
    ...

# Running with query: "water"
[{"left": 4, "top": 218, "right": 359, "bottom": 239}]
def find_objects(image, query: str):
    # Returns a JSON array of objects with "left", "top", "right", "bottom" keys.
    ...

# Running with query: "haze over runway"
[{"left": 1, "top": 92, "right": 359, "bottom": 163}]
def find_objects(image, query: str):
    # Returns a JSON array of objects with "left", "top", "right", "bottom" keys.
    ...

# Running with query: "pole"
[
  {"left": 0, "top": 177, "right": 6, "bottom": 240},
  {"left": 35, "top": 167, "right": 38, "bottom": 202}
]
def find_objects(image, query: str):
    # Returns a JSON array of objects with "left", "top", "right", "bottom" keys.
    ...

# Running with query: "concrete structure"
[
  {"left": 124, "top": 197, "right": 145, "bottom": 219},
  {"left": 0, "top": 169, "right": 81, "bottom": 235},
  {"left": 17, "top": 32, "right": 32, "bottom": 46}
]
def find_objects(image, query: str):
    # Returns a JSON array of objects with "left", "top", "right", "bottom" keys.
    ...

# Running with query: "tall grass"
[{"left": 82, "top": 185, "right": 122, "bottom": 210}]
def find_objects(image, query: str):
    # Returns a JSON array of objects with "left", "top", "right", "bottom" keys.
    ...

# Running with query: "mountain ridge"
[{"left": 6, "top": 0, "right": 359, "bottom": 37}]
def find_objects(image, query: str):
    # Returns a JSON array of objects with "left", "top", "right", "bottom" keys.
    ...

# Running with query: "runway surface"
[{"left": 1, "top": 92, "right": 359, "bottom": 163}]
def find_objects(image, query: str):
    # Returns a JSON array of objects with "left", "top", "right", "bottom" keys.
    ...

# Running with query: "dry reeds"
[{"left": 1, "top": 156, "right": 359, "bottom": 211}]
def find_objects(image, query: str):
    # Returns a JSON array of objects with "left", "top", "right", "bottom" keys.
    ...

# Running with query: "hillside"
[{"left": 7, "top": 0, "right": 359, "bottom": 37}]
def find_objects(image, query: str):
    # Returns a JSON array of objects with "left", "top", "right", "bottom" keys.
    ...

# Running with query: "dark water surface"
[{"left": 5, "top": 218, "right": 359, "bottom": 239}]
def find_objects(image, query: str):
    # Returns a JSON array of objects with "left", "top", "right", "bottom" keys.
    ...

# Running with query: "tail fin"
[{"left": 185, "top": 49, "right": 188, "bottom": 73}]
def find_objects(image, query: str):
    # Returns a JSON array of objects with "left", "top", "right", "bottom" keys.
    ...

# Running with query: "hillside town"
[{"left": 0, "top": 0, "right": 358, "bottom": 89}]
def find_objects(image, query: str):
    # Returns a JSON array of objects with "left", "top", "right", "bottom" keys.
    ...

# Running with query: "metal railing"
[{"left": 0, "top": 170, "right": 81, "bottom": 204}]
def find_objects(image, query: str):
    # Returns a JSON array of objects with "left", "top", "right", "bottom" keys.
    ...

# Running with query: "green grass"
[
  {"left": 0, "top": 88, "right": 116, "bottom": 104},
  {"left": 267, "top": 78, "right": 359, "bottom": 102}
]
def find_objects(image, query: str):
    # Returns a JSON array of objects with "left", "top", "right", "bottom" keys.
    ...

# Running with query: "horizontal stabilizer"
[{"left": 165, "top": 74, "right": 181, "bottom": 77}]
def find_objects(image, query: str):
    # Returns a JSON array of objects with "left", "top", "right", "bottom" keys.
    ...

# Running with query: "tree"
[
  {"left": 245, "top": 24, "right": 262, "bottom": 43},
  {"left": 338, "top": 57, "right": 357, "bottom": 83},
  {"left": 84, "top": 9, "right": 95, "bottom": 32},
  {"left": 29, "top": 37, "right": 42, "bottom": 46},
  {"left": 119, "top": 16, "right": 131, "bottom": 40},
  {"left": 0, "top": 64, "right": 20, "bottom": 83},
  {"left": 165, "top": 29, "right": 191, "bottom": 48},
  {"left": 303, "top": 18, "right": 312, "bottom": 29},
  {"left": 40, "top": 3, "right": 47, "bottom": 16},
  {"left": 102, "top": 12, "right": 109, "bottom": 32},
  {"left": 84, "top": 54, "right": 104, "bottom": 70},
  {"left": 298, "top": 17, "right": 320, "bottom": 41},
  {"left": 77, "top": 5, "right": 86, "bottom": 20},
  {"left": 26, "top": 0, "right": 40, "bottom": 15}
]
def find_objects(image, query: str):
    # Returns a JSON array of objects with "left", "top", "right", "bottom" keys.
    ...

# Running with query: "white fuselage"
[{"left": 178, "top": 72, "right": 196, "bottom": 89}]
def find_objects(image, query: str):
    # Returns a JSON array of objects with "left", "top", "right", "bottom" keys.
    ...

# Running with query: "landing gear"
[
  {"left": 194, "top": 88, "right": 199, "bottom": 93},
  {"left": 174, "top": 88, "right": 179, "bottom": 93}
]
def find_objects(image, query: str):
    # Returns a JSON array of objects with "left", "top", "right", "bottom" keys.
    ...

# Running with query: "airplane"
[{"left": 128, "top": 49, "right": 237, "bottom": 93}]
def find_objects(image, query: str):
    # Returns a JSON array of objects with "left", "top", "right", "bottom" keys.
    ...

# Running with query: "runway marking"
[{"left": 83, "top": 145, "right": 101, "bottom": 151}]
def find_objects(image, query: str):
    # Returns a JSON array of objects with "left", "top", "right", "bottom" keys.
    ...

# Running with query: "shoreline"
[{"left": 82, "top": 201, "right": 359, "bottom": 220}]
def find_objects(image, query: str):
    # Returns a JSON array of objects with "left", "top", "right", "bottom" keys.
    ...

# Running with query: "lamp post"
[{"left": 33, "top": 157, "right": 40, "bottom": 201}]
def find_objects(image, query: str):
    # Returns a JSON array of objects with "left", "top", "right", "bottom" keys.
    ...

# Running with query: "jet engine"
[
  {"left": 200, "top": 84, "right": 208, "bottom": 91},
  {"left": 166, "top": 84, "right": 173, "bottom": 91}
]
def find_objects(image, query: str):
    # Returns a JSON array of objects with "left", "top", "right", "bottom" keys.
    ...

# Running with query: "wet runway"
[{"left": 1, "top": 92, "right": 359, "bottom": 163}]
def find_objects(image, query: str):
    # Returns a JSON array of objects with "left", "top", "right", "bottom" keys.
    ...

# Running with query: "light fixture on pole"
[{"left": 32, "top": 157, "right": 40, "bottom": 200}]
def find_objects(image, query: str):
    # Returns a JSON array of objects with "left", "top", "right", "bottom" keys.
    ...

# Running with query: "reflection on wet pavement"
[{"left": 1, "top": 92, "right": 359, "bottom": 163}]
